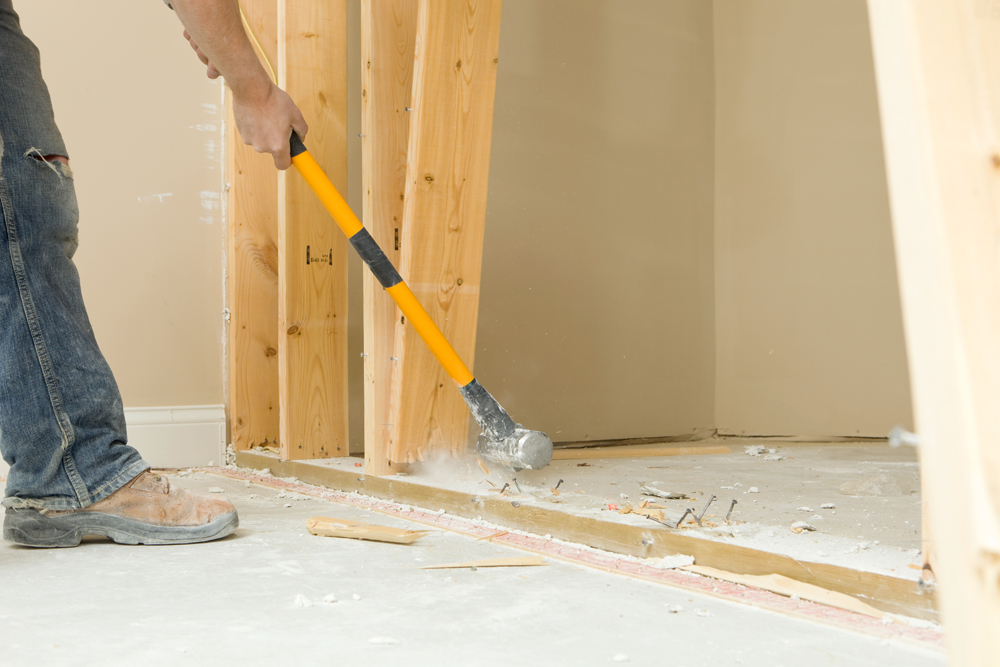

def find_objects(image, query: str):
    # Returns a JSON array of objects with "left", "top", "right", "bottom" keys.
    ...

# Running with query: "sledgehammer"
[{"left": 287, "top": 133, "right": 552, "bottom": 472}]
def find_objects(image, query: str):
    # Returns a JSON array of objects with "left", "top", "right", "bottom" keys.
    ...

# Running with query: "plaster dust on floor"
[
  {"left": 0, "top": 470, "right": 942, "bottom": 666},
  {"left": 300, "top": 439, "right": 925, "bottom": 579}
]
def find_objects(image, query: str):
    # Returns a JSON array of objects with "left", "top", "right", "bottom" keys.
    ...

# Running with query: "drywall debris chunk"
[
  {"left": 762, "top": 454, "right": 784, "bottom": 461},
  {"left": 367, "top": 637, "right": 400, "bottom": 645},
  {"left": 639, "top": 485, "right": 688, "bottom": 500},
  {"left": 790, "top": 521, "right": 816, "bottom": 534},
  {"left": 612, "top": 654, "right": 629, "bottom": 663},
  {"left": 656, "top": 554, "right": 695, "bottom": 569},
  {"left": 839, "top": 474, "right": 902, "bottom": 496},
  {"left": 666, "top": 605, "right": 684, "bottom": 613},
  {"left": 208, "top": 487, "right": 225, "bottom": 494},
  {"left": 293, "top": 594, "right": 313, "bottom": 608},
  {"left": 696, "top": 609, "right": 712, "bottom": 617},
  {"left": 797, "top": 506, "right": 813, "bottom": 512},
  {"left": 322, "top": 594, "right": 337, "bottom": 604},
  {"left": 821, "top": 503, "right": 836, "bottom": 509},
  {"left": 743, "top": 445, "right": 765, "bottom": 456},
  {"left": 352, "top": 594, "right": 362, "bottom": 601},
  {"left": 748, "top": 487, "right": 759, "bottom": 493}
]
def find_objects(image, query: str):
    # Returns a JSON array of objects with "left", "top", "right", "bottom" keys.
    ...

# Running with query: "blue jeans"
[{"left": 0, "top": 0, "right": 148, "bottom": 510}]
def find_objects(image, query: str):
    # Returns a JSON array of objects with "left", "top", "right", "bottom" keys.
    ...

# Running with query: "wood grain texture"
[
  {"left": 391, "top": 0, "right": 504, "bottom": 464},
  {"left": 227, "top": 0, "right": 280, "bottom": 451},
  {"left": 236, "top": 451, "right": 940, "bottom": 620},
  {"left": 867, "top": 0, "right": 1000, "bottom": 661},
  {"left": 361, "top": 0, "right": 419, "bottom": 476},
  {"left": 278, "top": 0, "right": 350, "bottom": 459}
]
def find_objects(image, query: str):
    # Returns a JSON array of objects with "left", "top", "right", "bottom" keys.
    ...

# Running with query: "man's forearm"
[{"left": 170, "top": 0, "right": 269, "bottom": 102}]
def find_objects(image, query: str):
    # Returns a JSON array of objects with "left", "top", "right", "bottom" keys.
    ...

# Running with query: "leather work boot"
[{"left": 3, "top": 471, "right": 238, "bottom": 547}]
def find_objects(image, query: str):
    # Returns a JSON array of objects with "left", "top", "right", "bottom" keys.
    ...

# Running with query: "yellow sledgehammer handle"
[{"left": 289, "top": 133, "right": 474, "bottom": 388}]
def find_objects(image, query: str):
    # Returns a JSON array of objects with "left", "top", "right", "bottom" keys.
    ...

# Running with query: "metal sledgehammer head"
[
  {"left": 459, "top": 379, "right": 553, "bottom": 471},
  {"left": 477, "top": 428, "right": 553, "bottom": 472}
]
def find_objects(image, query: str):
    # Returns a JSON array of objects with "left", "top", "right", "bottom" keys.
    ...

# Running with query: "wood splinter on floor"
[
  {"left": 306, "top": 516, "right": 431, "bottom": 544},
  {"left": 420, "top": 556, "right": 547, "bottom": 570},
  {"left": 682, "top": 565, "right": 888, "bottom": 620}
]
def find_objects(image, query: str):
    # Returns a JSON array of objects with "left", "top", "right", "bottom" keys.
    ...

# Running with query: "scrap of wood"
[
  {"left": 553, "top": 445, "right": 730, "bottom": 461},
  {"left": 475, "top": 531, "right": 509, "bottom": 542},
  {"left": 420, "top": 556, "right": 547, "bottom": 570},
  {"left": 306, "top": 516, "right": 430, "bottom": 544},
  {"left": 477, "top": 459, "right": 490, "bottom": 475},
  {"left": 640, "top": 485, "right": 689, "bottom": 500},
  {"left": 682, "top": 565, "right": 887, "bottom": 619},
  {"left": 617, "top": 502, "right": 665, "bottom": 522}
]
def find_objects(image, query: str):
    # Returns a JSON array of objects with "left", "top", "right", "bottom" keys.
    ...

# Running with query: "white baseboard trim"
[
  {"left": 124, "top": 405, "right": 227, "bottom": 468},
  {"left": 0, "top": 405, "right": 227, "bottom": 479}
]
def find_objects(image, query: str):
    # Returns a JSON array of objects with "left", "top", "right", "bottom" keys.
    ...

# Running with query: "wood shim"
[
  {"left": 552, "top": 445, "right": 730, "bottom": 460},
  {"left": 683, "top": 565, "right": 888, "bottom": 619},
  {"left": 421, "top": 556, "right": 547, "bottom": 570},
  {"left": 306, "top": 516, "right": 430, "bottom": 545}
]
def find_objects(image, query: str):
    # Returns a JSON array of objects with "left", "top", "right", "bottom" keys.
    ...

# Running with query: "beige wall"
[
  {"left": 474, "top": 0, "right": 717, "bottom": 442},
  {"left": 18, "top": 1, "right": 226, "bottom": 409},
  {"left": 712, "top": 0, "right": 913, "bottom": 436}
]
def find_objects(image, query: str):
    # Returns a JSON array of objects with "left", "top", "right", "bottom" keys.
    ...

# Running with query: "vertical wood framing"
[
  {"left": 867, "top": 0, "right": 1000, "bottom": 662},
  {"left": 361, "top": 0, "right": 419, "bottom": 475},
  {"left": 385, "top": 0, "right": 504, "bottom": 466},
  {"left": 277, "top": 0, "right": 351, "bottom": 459},
  {"left": 228, "top": 0, "right": 281, "bottom": 452}
]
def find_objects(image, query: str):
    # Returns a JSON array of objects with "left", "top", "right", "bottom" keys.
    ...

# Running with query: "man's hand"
[
  {"left": 171, "top": 0, "right": 307, "bottom": 170},
  {"left": 231, "top": 82, "right": 308, "bottom": 171}
]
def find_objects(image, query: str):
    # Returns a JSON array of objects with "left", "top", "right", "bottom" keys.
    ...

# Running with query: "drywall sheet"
[
  {"left": 473, "top": 0, "right": 717, "bottom": 442},
  {"left": 713, "top": 0, "right": 913, "bottom": 436},
  {"left": 18, "top": 1, "right": 225, "bottom": 408}
]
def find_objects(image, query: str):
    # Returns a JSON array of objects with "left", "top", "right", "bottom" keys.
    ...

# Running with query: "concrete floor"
[{"left": 0, "top": 471, "right": 943, "bottom": 666}]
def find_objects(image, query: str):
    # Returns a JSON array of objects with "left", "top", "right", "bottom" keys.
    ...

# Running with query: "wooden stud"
[
  {"left": 867, "top": 0, "right": 1000, "bottom": 661},
  {"left": 278, "top": 0, "right": 350, "bottom": 459},
  {"left": 361, "top": 0, "right": 419, "bottom": 476},
  {"left": 390, "top": 0, "right": 504, "bottom": 465},
  {"left": 227, "top": 0, "right": 280, "bottom": 452},
  {"left": 235, "top": 451, "right": 940, "bottom": 621}
]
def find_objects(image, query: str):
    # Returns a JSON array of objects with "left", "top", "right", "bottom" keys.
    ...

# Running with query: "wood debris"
[
  {"left": 306, "top": 516, "right": 430, "bottom": 544},
  {"left": 475, "top": 531, "right": 509, "bottom": 542},
  {"left": 420, "top": 556, "right": 547, "bottom": 570},
  {"left": 682, "top": 565, "right": 889, "bottom": 619},
  {"left": 477, "top": 459, "right": 490, "bottom": 475},
  {"left": 616, "top": 501, "right": 665, "bottom": 522}
]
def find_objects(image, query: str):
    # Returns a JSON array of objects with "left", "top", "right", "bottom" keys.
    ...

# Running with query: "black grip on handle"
[{"left": 290, "top": 131, "right": 307, "bottom": 158}]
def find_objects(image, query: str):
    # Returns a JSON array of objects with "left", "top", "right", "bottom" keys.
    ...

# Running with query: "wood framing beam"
[
  {"left": 361, "top": 0, "right": 419, "bottom": 476},
  {"left": 227, "top": 0, "right": 280, "bottom": 452},
  {"left": 867, "top": 0, "right": 1000, "bottom": 662},
  {"left": 235, "top": 451, "right": 940, "bottom": 621},
  {"left": 389, "top": 0, "right": 504, "bottom": 466},
  {"left": 277, "top": 0, "right": 350, "bottom": 459}
]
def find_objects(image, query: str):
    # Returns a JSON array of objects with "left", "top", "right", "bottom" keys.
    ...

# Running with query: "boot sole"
[{"left": 3, "top": 508, "right": 239, "bottom": 547}]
